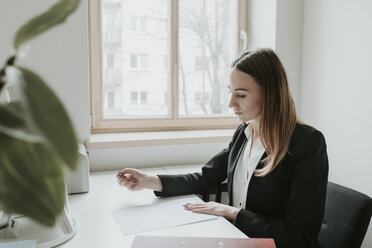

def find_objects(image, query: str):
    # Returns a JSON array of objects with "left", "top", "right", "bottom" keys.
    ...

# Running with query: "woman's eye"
[{"left": 237, "top": 94, "right": 246, "bottom": 98}]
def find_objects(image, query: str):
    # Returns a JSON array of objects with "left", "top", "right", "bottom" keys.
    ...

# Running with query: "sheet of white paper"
[{"left": 112, "top": 197, "right": 217, "bottom": 235}]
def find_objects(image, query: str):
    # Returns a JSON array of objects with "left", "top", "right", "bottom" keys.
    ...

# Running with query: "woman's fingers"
[
  {"left": 184, "top": 203, "right": 209, "bottom": 211},
  {"left": 118, "top": 178, "right": 129, "bottom": 187},
  {"left": 129, "top": 181, "right": 138, "bottom": 190},
  {"left": 189, "top": 206, "right": 214, "bottom": 215},
  {"left": 117, "top": 175, "right": 140, "bottom": 190},
  {"left": 189, "top": 206, "right": 209, "bottom": 212},
  {"left": 183, "top": 202, "right": 226, "bottom": 216},
  {"left": 119, "top": 168, "right": 140, "bottom": 178},
  {"left": 117, "top": 171, "right": 133, "bottom": 180},
  {"left": 120, "top": 177, "right": 136, "bottom": 185},
  {"left": 117, "top": 172, "right": 135, "bottom": 182},
  {"left": 184, "top": 203, "right": 203, "bottom": 208},
  {"left": 116, "top": 168, "right": 151, "bottom": 191}
]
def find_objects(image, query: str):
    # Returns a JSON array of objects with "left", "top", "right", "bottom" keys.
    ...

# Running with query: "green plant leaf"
[
  {"left": 4, "top": 66, "right": 79, "bottom": 170},
  {"left": 0, "top": 102, "right": 42, "bottom": 143},
  {"left": 0, "top": 133, "right": 66, "bottom": 227},
  {"left": 13, "top": 0, "right": 81, "bottom": 50},
  {"left": 0, "top": 102, "right": 25, "bottom": 128}
]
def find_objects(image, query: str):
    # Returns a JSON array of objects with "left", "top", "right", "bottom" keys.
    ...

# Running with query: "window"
[
  {"left": 194, "top": 56, "right": 209, "bottom": 71},
  {"left": 107, "top": 53, "right": 114, "bottom": 68},
  {"left": 195, "top": 92, "right": 210, "bottom": 103},
  {"left": 130, "top": 15, "right": 147, "bottom": 32},
  {"left": 130, "top": 53, "right": 148, "bottom": 69},
  {"left": 107, "top": 91, "right": 115, "bottom": 109},
  {"left": 130, "top": 15, "right": 138, "bottom": 31},
  {"left": 163, "top": 54, "right": 168, "bottom": 71},
  {"left": 130, "top": 54, "right": 137, "bottom": 68},
  {"left": 131, "top": 92, "right": 138, "bottom": 105},
  {"left": 90, "top": 0, "right": 248, "bottom": 131},
  {"left": 130, "top": 91, "right": 148, "bottom": 106},
  {"left": 140, "top": 92, "right": 148, "bottom": 105}
]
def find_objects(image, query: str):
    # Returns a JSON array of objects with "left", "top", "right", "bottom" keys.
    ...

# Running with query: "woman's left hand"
[{"left": 183, "top": 202, "right": 240, "bottom": 221}]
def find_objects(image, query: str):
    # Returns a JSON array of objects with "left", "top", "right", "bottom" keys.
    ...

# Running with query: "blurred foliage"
[{"left": 0, "top": 0, "right": 81, "bottom": 227}]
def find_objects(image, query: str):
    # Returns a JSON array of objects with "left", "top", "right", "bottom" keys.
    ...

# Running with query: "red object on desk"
[{"left": 131, "top": 235, "right": 276, "bottom": 248}]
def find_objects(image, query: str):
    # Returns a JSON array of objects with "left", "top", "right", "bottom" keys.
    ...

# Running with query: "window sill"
[{"left": 86, "top": 129, "right": 235, "bottom": 149}]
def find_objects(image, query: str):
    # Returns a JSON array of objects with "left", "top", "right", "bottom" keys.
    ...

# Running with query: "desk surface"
[{"left": 58, "top": 166, "right": 246, "bottom": 248}]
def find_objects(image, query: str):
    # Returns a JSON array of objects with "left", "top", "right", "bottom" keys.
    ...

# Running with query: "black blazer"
[{"left": 155, "top": 123, "right": 329, "bottom": 248}]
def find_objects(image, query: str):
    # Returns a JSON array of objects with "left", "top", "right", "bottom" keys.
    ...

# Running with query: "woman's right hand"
[{"left": 116, "top": 168, "right": 163, "bottom": 192}]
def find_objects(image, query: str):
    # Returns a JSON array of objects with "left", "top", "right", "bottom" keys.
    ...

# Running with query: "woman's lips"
[{"left": 234, "top": 111, "right": 243, "bottom": 115}]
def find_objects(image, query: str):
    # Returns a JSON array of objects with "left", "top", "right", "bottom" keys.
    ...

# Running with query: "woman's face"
[{"left": 228, "top": 68, "right": 263, "bottom": 123}]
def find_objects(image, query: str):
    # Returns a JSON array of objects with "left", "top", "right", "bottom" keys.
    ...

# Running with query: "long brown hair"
[{"left": 231, "top": 48, "right": 297, "bottom": 176}]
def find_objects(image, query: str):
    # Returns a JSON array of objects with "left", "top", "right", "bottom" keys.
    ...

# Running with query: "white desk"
[{"left": 58, "top": 167, "right": 246, "bottom": 248}]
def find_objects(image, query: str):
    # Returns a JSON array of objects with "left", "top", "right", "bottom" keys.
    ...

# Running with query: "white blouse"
[{"left": 232, "top": 125, "right": 266, "bottom": 209}]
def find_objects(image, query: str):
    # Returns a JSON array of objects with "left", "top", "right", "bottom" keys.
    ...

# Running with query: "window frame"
[{"left": 89, "top": 0, "right": 248, "bottom": 132}]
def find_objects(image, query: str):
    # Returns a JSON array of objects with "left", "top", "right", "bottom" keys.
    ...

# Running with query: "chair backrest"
[
  {"left": 203, "top": 183, "right": 228, "bottom": 203},
  {"left": 318, "top": 181, "right": 372, "bottom": 248}
]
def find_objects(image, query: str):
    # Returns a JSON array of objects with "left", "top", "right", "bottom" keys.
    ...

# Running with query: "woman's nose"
[{"left": 228, "top": 95, "right": 235, "bottom": 108}]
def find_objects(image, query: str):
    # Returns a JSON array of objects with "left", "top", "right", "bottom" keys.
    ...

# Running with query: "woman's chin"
[{"left": 236, "top": 115, "right": 248, "bottom": 122}]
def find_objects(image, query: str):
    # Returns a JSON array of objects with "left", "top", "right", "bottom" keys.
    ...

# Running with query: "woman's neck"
[{"left": 249, "top": 119, "right": 260, "bottom": 140}]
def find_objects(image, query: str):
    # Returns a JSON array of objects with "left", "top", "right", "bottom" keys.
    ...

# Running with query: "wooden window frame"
[{"left": 89, "top": 0, "right": 248, "bottom": 133}]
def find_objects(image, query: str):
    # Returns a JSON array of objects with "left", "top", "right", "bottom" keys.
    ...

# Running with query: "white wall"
[
  {"left": 0, "top": 0, "right": 90, "bottom": 142},
  {"left": 247, "top": 0, "right": 277, "bottom": 50},
  {"left": 274, "top": 0, "right": 304, "bottom": 111},
  {"left": 301, "top": 1, "right": 372, "bottom": 247},
  {"left": 247, "top": 0, "right": 304, "bottom": 111}
]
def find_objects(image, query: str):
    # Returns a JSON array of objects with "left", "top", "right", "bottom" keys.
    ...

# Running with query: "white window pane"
[
  {"left": 163, "top": 54, "right": 168, "bottom": 70},
  {"left": 139, "top": 54, "right": 148, "bottom": 68},
  {"left": 178, "top": 0, "right": 235, "bottom": 117},
  {"left": 130, "top": 54, "right": 137, "bottom": 68},
  {"left": 140, "top": 16, "right": 147, "bottom": 32},
  {"left": 107, "top": 91, "right": 115, "bottom": 109},
  {"left": 131, "top": 92, "right": 138, "bottom": 105},
  {"left": 102, "top": 0, "right": 169, "bottom": 118},
  {"left": 140, "top": 92, "right": 148, "bottom": 105},
  {"left": 130, "top": 15, "right": 137, "bottom": 30},
  {"left": 107, "top": 53, "right": 114, "bottom": 68}
]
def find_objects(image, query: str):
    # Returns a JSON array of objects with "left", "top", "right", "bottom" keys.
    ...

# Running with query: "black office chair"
[
  {"left": 202, "top": 183, "right": 228, "bottom": 203},
  {"left": 318, "top": 181, "right": 372, "bottom": 248}
]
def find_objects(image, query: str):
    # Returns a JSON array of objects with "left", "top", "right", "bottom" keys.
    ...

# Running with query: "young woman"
[{"left": 117, "top": 48, "right": 329, "bottom": 248}]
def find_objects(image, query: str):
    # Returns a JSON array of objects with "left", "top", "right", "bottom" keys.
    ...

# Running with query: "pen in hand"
[
  {"left": 118, "top": 171, "right": 129, "bottom": 180},
  {"left": 117, "top": 168, "right": 163, "bottom": 192}
]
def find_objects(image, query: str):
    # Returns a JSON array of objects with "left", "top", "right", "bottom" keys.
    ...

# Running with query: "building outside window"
[
  {"left": 194, "top": 56, "right": 209, "bottom": 71},
  {"left": 130, "top": 15, "right": 147, "bottom": 32},
  {"left": 140, "top": 92, "right": 148, "bottom": 105},
  {"left": 107, "top": 53, "right": 114, "bottom": 68},
  {"left": 107, "top": 91, "right": 115, "bottom": 109},
  {"left": 131, "top": 91, "right": 148, "bottom": 106},
  {"left": 130, "top": 53, "right": 148, "bottom": 69},
  {"left": 130, "top": 91, "right": 138, "bottom": 105},
  {"left": 163, "top": 54, "right": 168, "bottom": 71}
]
